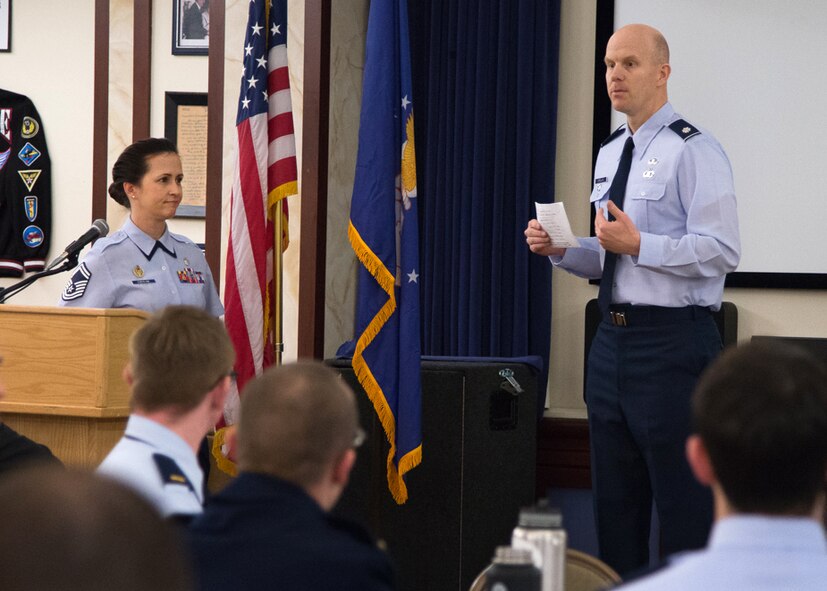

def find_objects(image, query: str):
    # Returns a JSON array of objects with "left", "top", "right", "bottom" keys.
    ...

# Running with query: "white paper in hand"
[{"left": 534, "top": 202, "right": 580, "bottom": 248}]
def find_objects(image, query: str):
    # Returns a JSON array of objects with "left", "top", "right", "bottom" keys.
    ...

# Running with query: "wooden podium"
[{"left": 0, "top": 305, "right": 148, "bottom": 467}]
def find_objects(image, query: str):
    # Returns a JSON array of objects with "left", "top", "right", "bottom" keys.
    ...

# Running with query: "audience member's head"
[
  {"left": 236, "top": 361, "right": 361, "bottom": 510},
  {"left": 688, "top": 341, "right": 827, "bottom": 517},
  {"left": 0, "top": 467, "right": 192, "bottom": 590},
  {"left": 128, "top": 305, "right": 234, "bottom": 416}
]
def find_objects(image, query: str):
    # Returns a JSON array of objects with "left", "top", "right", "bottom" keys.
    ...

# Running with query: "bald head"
[
  {"left": 610, "top": 24, "right": 669, "bottom": 65},
  {"left": 604, "top": 24, "right": 671, "bottom": 131},
  {"left": 237, "top": 361, "right": 360, "bottom": 489}
]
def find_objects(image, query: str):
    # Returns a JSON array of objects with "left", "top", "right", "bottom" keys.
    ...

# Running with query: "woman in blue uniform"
[{"left": 59, "top": 138, "right": 223, "bottom": 316}]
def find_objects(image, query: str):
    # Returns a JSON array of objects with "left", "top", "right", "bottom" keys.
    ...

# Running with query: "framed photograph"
[
  {"left": 172, "top": 0, "right": 209, "bottom": 56},
  {"left": 0, "top": 0, "right": 11, "bottom": 53},
  {"left": 165, "top": 92, "right": 208, "bottom": 218}
]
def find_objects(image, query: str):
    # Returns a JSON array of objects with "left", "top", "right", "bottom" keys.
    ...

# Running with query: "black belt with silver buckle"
[{"left": 606, "top": 304, "right": 712, "bottom": 327}]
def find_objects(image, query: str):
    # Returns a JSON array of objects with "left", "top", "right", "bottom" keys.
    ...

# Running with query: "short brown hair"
[
  {"left": 129, "top": 305, "right": 234, "bottom": 414},
  {"left": 0, "top": 467, "right": 191, "bottom": 590},
  {"left": 238, "top": 361, "right": 359, "bottom": 488}
]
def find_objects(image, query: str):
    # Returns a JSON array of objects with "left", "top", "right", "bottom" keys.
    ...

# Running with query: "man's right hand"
[{"left": 524, "top": 219, "right": 566, "bottom": 257}]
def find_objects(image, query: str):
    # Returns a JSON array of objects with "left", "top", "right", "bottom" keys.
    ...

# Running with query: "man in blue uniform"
[
  {"left": 619, "top": 342, "right": 827, "bottom": 590},
  {"left": 187, "top": 362, "right": 395, "bottom": 591},
  {"left": 525, "top": 24, "right": 740, "bottom": 574},
  {"left": 97, "top": 305, "right": 234, "bottom": 521}
]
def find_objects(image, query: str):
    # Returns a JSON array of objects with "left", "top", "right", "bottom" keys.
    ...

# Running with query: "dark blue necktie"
[{"left": 597, "top": 136, "right": 635, "bottom": 314}]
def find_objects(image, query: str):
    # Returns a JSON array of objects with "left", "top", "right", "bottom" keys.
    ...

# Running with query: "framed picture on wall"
[
  {"left": 172, "top": 0, "right": 209, "bottom": 56},
  {"left": 0, "top": 0, "right": 11, "bottom": 53},
  {"left": 165, "top": 92, "right": 208, "bottom": 217}
]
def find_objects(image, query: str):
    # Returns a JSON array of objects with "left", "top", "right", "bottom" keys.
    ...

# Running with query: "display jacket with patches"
[{"left": 0, "top": 88, "right": 52, "bottom": 277}]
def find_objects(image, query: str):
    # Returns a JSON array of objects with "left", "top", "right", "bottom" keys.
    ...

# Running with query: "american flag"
[{"left": 217, "top": 0, "right": 297, "bottom": 470}]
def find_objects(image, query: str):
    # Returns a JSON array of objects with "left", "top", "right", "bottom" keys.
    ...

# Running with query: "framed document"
[{"left": 164, "top": 92, "right": 208, "bottom": 218}]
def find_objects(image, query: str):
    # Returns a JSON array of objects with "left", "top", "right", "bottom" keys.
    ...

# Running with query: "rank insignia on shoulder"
[
  {"left": 600, "top": 126, "right": 626, "bottom": 147},
  {"left": 152, "top": 454, "right": 195, "bottom": 492},
  {"left": 21, "top": 116, "right": 39, "bottom": 138},
  {"left": 61, "top": 263, "right": 92, "bottom": 301},
  {"left": 668, "top": 119, "right": 701, "bottom": 141}
]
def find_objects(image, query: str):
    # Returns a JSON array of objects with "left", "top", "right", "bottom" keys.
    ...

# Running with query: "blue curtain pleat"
[{"left": 409, "top": 0, "right": 559, "bottom": 414}]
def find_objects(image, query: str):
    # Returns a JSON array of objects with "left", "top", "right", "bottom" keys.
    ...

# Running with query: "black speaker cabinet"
[{"left": 328, "top": 357, "right": 539, "bottom": 591}]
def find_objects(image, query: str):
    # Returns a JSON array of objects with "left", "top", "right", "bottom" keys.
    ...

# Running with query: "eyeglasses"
[{"left": 352, "top": 427, "right": 366, "bottom": 449}]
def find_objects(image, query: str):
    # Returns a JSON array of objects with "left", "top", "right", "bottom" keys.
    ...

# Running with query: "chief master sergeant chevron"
[{"left": 524, "top": 24, "right": 740, "bottom": 575}]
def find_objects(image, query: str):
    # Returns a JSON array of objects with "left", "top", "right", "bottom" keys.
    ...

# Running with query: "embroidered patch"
[
  {"left": 61, "top": 263, "right": 92, "bottom": 301},
  {"left": 21, "top": 116, "right": 39, "bottom": 138},
  {"left": 24, "top": 196, "right": 37, "bottom": 221},
  {"left": 22, "top": 224, "right": 44, "bottom": 248},
  {"left": 0, "top": 109, "right": 11, "bottom": 143},
  {"left": 18, "top": 169, "right": 42, "bottom": 191},
  {"left": 0, "top": 148, "right": 9, "bottom": 171},
  {"left": 17, "top": 142, "right": 41, "bottom": 166}
]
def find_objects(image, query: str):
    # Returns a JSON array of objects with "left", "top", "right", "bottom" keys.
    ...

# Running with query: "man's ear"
[
  {"left": 657, "top": 62, "right": 671, "bottom": 86},
  {"left": 122, "top": 363, "right": 134, "bottom": 386},
  {"left": 686, "top": 434, "right": 715, "bottom": 487},
  {"left": 224, "top": 424, "right": 238, "bottom": 462},
  {"left": 210, "top": 375, "right": 231, "bottom": 411},
  {"left": 332, "top": 448, "right": 356, "bottom": 487}
]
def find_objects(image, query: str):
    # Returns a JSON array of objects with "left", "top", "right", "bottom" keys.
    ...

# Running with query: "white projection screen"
[{"left": 597, "top": 1, "right": 827, "bottom": 288}]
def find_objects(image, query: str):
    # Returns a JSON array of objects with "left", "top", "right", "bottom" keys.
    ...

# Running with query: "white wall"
[
  {"left": 0, "top": 1, "right": 95, "bottom": 305},
  {"left": 547, "top": 0, "right": 827, "bottom": 418}
]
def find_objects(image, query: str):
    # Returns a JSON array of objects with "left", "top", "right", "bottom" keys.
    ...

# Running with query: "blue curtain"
[{"left": 408, "top": 0, "right": 561, "bottom": 412}]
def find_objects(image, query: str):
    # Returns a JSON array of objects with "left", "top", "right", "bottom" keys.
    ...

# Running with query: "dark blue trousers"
[{"left": 586, "top": 311, "right": 718, "bottom": 576}]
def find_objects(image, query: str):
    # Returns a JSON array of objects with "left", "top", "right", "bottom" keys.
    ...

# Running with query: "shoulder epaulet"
[
  {"left": 152, "top": 453, "right": 195, "bottom": 492},
  {"left": 668, "top": 119, "right": 701, "bottom": 141},
  {"left": 97, "top": 232, "right": 128, "bottom": 251},
  {"left": 600, "top": 125, "right": 626, "bottom": 147}
]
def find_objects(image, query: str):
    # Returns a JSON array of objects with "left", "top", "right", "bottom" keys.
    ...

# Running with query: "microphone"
[{"left": 45, "top": 219, "right": 110, "bottom": 271}]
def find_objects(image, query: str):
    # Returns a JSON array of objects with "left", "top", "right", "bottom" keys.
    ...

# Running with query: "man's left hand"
[{"left": 595, "top": 202, "right": 641, "bottom": 256}]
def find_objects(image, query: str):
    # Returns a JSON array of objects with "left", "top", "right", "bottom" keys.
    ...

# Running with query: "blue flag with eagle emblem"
[{"left": 347, "top": 0, "right": 421, "bottom": 505}]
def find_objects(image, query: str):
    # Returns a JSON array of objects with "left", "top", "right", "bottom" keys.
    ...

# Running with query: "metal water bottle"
[
  {"left": 511, "top": 504, "right": 566, "bottom": 591},
  {"left": 485, "top": 546, "right": 541, "bottom": 591}
]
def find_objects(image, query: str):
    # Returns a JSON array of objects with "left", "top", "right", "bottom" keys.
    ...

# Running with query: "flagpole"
[{"left": 274, "top": 201, "right": 284, "bottom": 366}]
